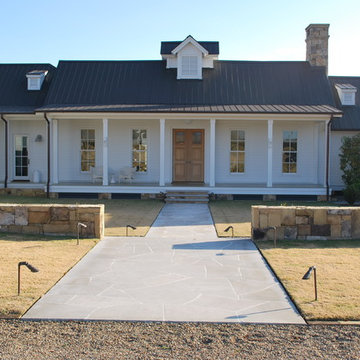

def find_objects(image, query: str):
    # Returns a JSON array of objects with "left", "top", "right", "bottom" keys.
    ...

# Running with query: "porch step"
[{"left": 165, "top": 191, "right": 209, "bottom": 204}]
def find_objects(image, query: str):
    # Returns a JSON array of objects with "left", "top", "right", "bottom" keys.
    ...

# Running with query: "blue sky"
[{"left": 1, "top": 0, "right": 359, "bottom": 75}]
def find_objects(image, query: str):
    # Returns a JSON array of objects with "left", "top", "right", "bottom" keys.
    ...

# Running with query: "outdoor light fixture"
[
  {"left": 126, "top": 224, "right": 137, "bottom": 236},
  {"left": 18, "top": 261, "right": 39, "bottom": 295},
  {"left": 302, "top": 266, "right": 317, "bottom": 301},
  {"left": 224, "top": 225, "right": 234, "bottom": 238},
  {"left": 77, "top": 222, "right": 87, "bottom": 245}
]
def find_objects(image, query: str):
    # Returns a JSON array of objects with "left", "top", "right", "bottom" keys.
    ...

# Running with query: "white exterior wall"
[
  {"left": 108, "top": 119, "right": 160, "bottom": 183},
  {"left": 273, "top": 121, "right": 321, "bottom": 185},
  {"left": 0, "top": 121, "right": 4, "bottom": 183},
  {"left": 8, "top": 120, "right": 47, "bottom": 182},
  {"left": 215, "top": 120, "right": 267, "bottom": 184},
  {"left": 58, "top": 119, "right": 102, "bottom": 182},
  {"left": 330, "top": 131, "right": 360, "bottom": 190}
]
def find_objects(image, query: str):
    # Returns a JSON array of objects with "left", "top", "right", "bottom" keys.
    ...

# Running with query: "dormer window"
[
  {"left": 181, "top": 55, "right": 199, "bottom": 78},
  {"left": 26, "top": 70, "right": 48, "bottom": 90},
  {"left": 335, "top": 83, "right": 357, "bottom": 106},
  {"left": 160, "top": 36, "right": 219, "bottom": 80}
]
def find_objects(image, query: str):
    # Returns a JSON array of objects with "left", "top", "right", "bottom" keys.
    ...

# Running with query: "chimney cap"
[{"left": 305, "top": 23, "right": 330, "bottom": 32}]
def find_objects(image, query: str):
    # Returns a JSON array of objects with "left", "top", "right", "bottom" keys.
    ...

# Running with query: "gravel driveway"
[{"left": 1, "top": 320, "right": 359, "bottom": 359}]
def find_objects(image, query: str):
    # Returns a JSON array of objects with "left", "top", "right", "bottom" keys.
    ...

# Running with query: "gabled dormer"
[
  {"left": 335, "top": 83, "right": 357, "bottom": 106},
  {"left": 161, "top": 36, "right": 219, "bottom": 80},
  {"left": 26, "top": 70, "right": 48, "bottom": 90}
]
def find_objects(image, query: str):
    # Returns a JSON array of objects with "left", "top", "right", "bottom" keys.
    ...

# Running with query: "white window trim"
[
  {"left": 131, "top": 128, "right": 149, "bottom": 174},
  {"left": 229, "top": 129, "right": 246, "bottom": 175},
  {"left": 282, "top": 130, "right": 298, "bottom": 175},
  {"left": 80, "top": 129, "right": 96, "bottom": 174}
]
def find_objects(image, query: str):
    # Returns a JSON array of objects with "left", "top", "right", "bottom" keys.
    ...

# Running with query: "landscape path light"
[
  {"left": 18, "top": 261, "right": 39, "bottom": 295},
  {"left": 126, "top": 224, "right": 137, "bottom": 236},
  {"left": 302, "top": 266, "right": 317, "bottom": 301},
  {"left": 77, "top": 222, "right": 87, "bottom": 245},
  {"left": 224, "top": 225, "right": 234, "bottom": 238}
]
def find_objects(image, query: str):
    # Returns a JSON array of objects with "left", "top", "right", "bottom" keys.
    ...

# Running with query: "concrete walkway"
[{"left": 24, "top": 204, "right": 304, "bottom": 323}]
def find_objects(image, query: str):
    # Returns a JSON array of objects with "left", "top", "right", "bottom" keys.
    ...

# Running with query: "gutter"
[
  {"left": 326, "top": 117, "right": 332, "bottom": 201},
  {"left": 44, "top": 113, "right": 51, "bottom": 198},
  {"left": 0, "top": 114, "right": 8, "bottom": 188}
]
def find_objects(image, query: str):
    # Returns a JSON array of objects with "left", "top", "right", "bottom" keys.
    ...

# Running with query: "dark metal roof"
[
  {"left": 0, "top": 64, "right": 56, "bottom": 114},
  {"left": 41, "top": 60, "right": 339, "bottom": 115},
  {"left": 329, "top": 76, "right": 360, "bottom": 130},
  {"left": 161, "top": 41, "right": 219, "bottom": 55}
]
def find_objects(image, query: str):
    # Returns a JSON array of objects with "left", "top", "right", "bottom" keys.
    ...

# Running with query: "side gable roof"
[
  {"left": 40, "top": 60, "right": 340, "bottom": 115},
  {"left": 170, "top": 35, "right": 209, "bottom": 55},
  {"left": 329, "top": 76, "right": 360, "bottom": 130},
  {"left": 0, "top": 63, "right": 56, "bottom": 114}
]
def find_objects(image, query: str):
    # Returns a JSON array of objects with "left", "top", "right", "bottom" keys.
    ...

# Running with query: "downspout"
[
  {"left": 44, "top": 113, "right": 51, "bottom": 198},
  {"left": 1, "top": 114, "right": 8, "bottom": 188},
  {"left": 326, "top": 116, "right": 333, "bottom": 201}
]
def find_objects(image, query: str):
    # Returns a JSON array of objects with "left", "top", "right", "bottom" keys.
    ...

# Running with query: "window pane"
[
  {"left": 231, "top": 130, "right": 237, "bottom": 141},
  {"left": 230, "top": 152, "right": 237, "bottom": 163},
  {"left": 231, "top": 141, "right": 238, "bottom": 151},
  {"left": 238, "top": 162, "right": 244, "bottom": 173},
  {"left": 230, "top": 163, "right": 237, "bottom": 173},
  {"left": 238, "top": 152, "right": 245, "bottom": 162},
  {"left": 192, "top": 132, "right": 202, "bottom": 144},
  {"left": 176, "top": 132, "right": 185, "bottom": 144},
  {"left": 238, "top": 141, "right": 245, "bottom": 151},
  {"left": 132, "top": 129, "right": 147, "bottom": 172}
]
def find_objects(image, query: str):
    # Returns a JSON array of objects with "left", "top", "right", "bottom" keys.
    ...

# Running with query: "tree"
[{"left": 339, "top": 133, "right": 360, "bottom": 186}]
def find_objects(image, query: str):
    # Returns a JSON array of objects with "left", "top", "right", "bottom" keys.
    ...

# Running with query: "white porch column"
[
  {"left": 159, "top": 118, "right": 165, "bottom": 186},
  {"left": 102, "top": 118, "right": 109, "bottom": 186},
  {"left": 51, "top": 119, "right": 59, "bottom": 184},
  {"left": 210, "top": 118, "right": 216, "bottom": 187},
  {"left": 267, "top": 119, "right": 273, "bottom": 187},
  {"left": 324, "top": 120, "right": 330, "bottom": 187}
]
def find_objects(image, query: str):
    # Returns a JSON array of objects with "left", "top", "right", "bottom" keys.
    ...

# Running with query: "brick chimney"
[{"left": 305, "top": 24, "right": 329, "bottom": 74}]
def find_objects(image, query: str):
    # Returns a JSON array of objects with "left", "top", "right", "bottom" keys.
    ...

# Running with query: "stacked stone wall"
[
  {"left": 252, "top": 206, "right": 360, "bottom": 240},
  {"left": 0, "top": 204, "right": 104, "bottom": 238}
]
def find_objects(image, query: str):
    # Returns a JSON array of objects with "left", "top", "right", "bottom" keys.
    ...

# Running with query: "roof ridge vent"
[{"left": 26, "top": 70, "right": 48, "bottom": 91}]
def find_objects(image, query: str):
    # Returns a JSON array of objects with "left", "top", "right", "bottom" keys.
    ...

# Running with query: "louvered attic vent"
[{"left": 26, "top": 70, "right": 48, "bottom": 90}]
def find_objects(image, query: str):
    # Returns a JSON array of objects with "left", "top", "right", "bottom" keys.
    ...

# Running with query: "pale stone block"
[
  {"left": 43, "top": 224, "right": 71, "bottom": 234},
  {"left": 352, "top": 210, "right": 360, "bottom": 238},
  {"left": 331, "top": 224, "right": 341, "bottom": 238},
  {"left": 327, "top": 215, "right": 340, "bottom": 225},
  {"left": 15, "top": 207, "right": 28, "bottom": 226},
  {"left": 328, "top": 209, "right": 352, "bottom": 216},
  {"left": 28, "top": 211, "right": 50, "bottom": 224},
  {"left": 298, "top": 225, "right": 311, "bottom": 236},
  {"left": 0, "top": 212, "right": 15, "bottom": 225},
  {"left": 295, "top": 208, "right": 314, "bottom": 217},
  {"left": 311, "top": 224, "right": 331, "bottom": 236},
  {"left": 281, "top": 209, "right": 296, "bottom": 226},
  {"left": 341, "top": 220, "right": 351, "bottom": 238},
  {"left": 259, "top": 214, "right": 268, "bottom": 228},
  {"left": 268, "top": 212, "right": 282, "bottom": 227},
  {"left": 50, "top": 207, "right": 70, "bottom": 221},
  {"left": 251, "top": 207, "right": 259, "bottom": 228},
  {"left": 79, "top": 213, "right": 95, "bottom": 222},
  {"left": 296, "top": 216, "right": 309, "bottom": 225},
  {"left": 313, "top": 209, "right": 327, "bottom": 225}
]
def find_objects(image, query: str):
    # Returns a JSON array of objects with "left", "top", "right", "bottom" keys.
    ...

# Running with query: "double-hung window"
[
  {"left": 132, "top": 129, "right": 147, "bottom": 172},
  {"left": 80, "top": 129, "right": 95, "bottom": 172},
  {"left": 282, "top": 131, "right": 297, "bottom": 173},
  {"left": 230, "top": 130, "right": 245, "bottom": 173}
]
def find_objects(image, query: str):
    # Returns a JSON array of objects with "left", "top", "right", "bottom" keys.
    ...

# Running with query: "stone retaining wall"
[
  {"left": 0, "top": 204, "right": 104, "bottom": 238},
  {"left": 252, "top": 206, "right": 360, "bottom": 240}
]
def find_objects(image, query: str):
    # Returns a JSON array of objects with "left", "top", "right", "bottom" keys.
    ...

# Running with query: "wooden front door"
[{"left": 173, "top": 129, "right": 204, "bottom": 182}]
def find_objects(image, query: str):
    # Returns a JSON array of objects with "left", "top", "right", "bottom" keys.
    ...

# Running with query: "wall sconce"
[
  {"left": 35, "top": 134, "right": 43, "bottom": 142},
  {"left": 18, "top": 261, "right": 39, "bottom": 295},
  {"left": 302, "top": 266, "right": 317, "bottom": 301}
]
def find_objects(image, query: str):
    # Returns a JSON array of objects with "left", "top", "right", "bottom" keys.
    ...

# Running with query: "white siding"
[
  {"left": 8, "top": 120, "right": 47, "bottom": 182},
  {"left": 0, "top": 121, "right": 4, "bottom": 183},
  {"left": 330, "top": 131, "right": 360, "bottom": 190}
]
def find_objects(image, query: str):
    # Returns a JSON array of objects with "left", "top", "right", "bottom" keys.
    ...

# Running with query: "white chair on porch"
[
  {"left": 119, "top": 166, "right": 136, "bottom": 183},
  {"left": 90, "top": 166, "right": 103, "bottom": 183}
]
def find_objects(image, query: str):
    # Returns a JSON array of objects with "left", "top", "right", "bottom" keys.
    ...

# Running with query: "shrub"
[
  {"left": 343, "top": 183, "right": 360, "bottom": 205},
  {"left": 340, "top": 134, "right": 360, "bottom": 186}
]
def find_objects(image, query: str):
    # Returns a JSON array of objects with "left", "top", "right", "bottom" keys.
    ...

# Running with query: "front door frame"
[{"left": 172, "top": 129, "right": 204, "bottom": 183}]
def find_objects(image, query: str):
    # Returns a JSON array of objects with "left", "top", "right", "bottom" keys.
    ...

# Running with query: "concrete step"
[{"left": 165, "top": 191, "right": 209, "bottom": 204}]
